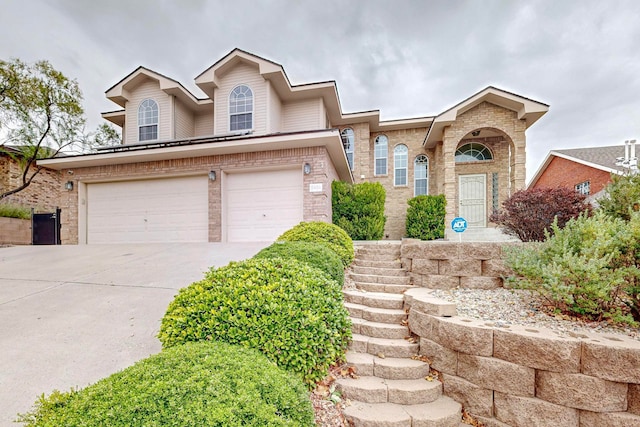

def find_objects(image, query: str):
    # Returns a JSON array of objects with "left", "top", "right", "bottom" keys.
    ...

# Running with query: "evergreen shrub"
[
  {"left": 332, "top": 181, "right": 386, "bottom": 240},
  {"left": 405, "top": 194, "right": 446, "bottom": 240},
  {"left": 277, "top": 221, "right": 354, "bottom": 267}
]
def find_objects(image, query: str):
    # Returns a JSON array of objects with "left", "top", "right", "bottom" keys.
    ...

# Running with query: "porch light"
[
  {"left": 65, "top": 181, "right": 74, "bottom": 191},
  {"left": 208, "top": 171, "right": 216, "bottom": 181},
  {"left": 303, "top": 163, "right": 311, "bottom": 175}
]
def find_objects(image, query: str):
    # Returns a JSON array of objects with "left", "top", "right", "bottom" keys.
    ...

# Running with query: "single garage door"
[
  {"left": 225, "top": 169, "right": 303, "bottom": 242},
  {"left": 87, "top": 176, "right": 208, "bottom": 243}
]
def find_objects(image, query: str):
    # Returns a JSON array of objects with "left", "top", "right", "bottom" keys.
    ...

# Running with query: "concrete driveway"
[{"left": 0, "top": 243, "right": 266, "bottom": 426}]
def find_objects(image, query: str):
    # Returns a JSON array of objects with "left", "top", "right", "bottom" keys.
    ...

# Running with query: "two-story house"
[{"left": 39, "top": 49, "right": 548, "bottom": 244}]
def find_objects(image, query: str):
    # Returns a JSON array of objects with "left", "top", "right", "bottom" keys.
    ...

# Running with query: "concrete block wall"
[
  {"left": 401, "top": 239, "right": 516, "bottom": 289},
  {"left": 0, "top": 217, "right": 30, "bottom": 245},
  {"left": 406, "top": 301, "right": 640, "bottom": 426}
]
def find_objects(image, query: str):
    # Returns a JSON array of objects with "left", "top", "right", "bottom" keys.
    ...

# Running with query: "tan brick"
[
  {"left": 494, "top": 392, "right": 579, "bottom": 427},
  {"left": 493, "top": 325, "right": 581, "bottom": 373},
  {"left": 460, "top": 276, "right": 502, "bottom": 289},
  {"left": 411, "top": 258, "right": 439, "bottom": 275},
  {"left": 439, "top": 259, "right": 482, "bottom": 277},
  {"left": 407, "top": 309, "right": 433, "bottom": 338},
  {"left": 481, "top": 258, "right": 513, "bottom": 277},
  {"left": 475, "top": 416, "right": 513, "bottom": 427},
  {"left": 442, "top": 373, "right": 493, "bottom": 417},
  {"left": 430, "top": 316, "right": 493, "bottom": 356},
  {"left": 463, "top": 242, "right": 502, "bottom": 260},
  {"left": 457, "top": 354, "right": 534, "bottom": 397},
  {"left": 404, "top": 288, "right": 456, "bottom": 317},
  {"left": 419, "top": 337, "right": 458, "bottom": 375},
  {"left": 630, "top": 384, "right": 640, "bottom": 416},
  {"left": 579, "top": 411, "right": 640, "bottom": 427},
  {"left": 581, "top": 333, "right": 640, "bottom": 383},
  {"left": 536, "top": 371, "right": 628, "bottom": 411},
  {"left": 422, "top": 275, "right": 460, "bottom": 289}
]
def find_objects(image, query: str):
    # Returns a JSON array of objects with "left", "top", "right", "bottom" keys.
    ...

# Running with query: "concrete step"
[
  {"left": 343, "top": 290, "right": 405, "bottom": 309},
  {"left": 350, "top": 273, "right": 410, "bottom": 286},
  {"left": 345, "top": 351, "right": 431, "bottom": 380},
  {"left": 349, "top": 334, "right": 419, "bottom": 358},
  {"left": 355, "top": 249, "right": 401, "bottom": 261},
  {"left": 354, "top": 259, "right": 403, "bottom": 269},
  {"left": 345, "top": 303, "right": 407, "bottom": 324},
  {"left": 351, "top": 265, "right": 408, "bottom": 277},
  {"left": 354, "top": 282, "right": 413, "bottom": 294},
  {"left": 336, "top": 376, "right": 442, "bottom": 405},
  {"left": 342, "top": 397, "right": 462, "bottom": 427},
  {"left": 350, "top": 317, "right": 408, "bottom": 339}
]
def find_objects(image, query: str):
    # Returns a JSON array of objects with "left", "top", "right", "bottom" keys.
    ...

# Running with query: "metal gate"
[{"left": 32, "top": 208, "right": 61, "bottom": 245}]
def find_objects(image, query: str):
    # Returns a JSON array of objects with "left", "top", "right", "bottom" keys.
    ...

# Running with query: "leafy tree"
[
  {"left": 598, "top": 172, "right": 640, "bottom": 221},
  {"left": 490, "top": 187, "right": 589, "bottom": 242},
  {"left": 0, "top": 58, "right": 120, "bottom": 201}
]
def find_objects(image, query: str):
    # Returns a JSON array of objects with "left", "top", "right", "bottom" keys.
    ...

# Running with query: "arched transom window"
[
  {"left": 394, "top": 144, "right": 408, "bottom": 186},
  {"left": 341, "top": 128, "right": 355, "bottom": 170},
  {"left": 455, "top": 143, "right": 493, "bottom": 162},
  {"left": 414, "top": 155, "right": 429, "bottom": 196},
  {"left": 138, "top": 99, "right": 158, "bottom": 141},
  {"left": 374, "top": 135, "right": 388, "bottom": 175},
  {"left": 229, "top": 85, "right": 253, "bottom": 131}
]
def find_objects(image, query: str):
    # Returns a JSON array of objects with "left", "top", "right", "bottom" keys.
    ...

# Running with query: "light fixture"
[
  {"left": 303, "top": 163, "right": 311, "bottom": 175},
  {"left": 65, "top": 181, "right": 74, "bottom": 191},
  {"left": 471, "top": 130, "right": 481, "bottom": 137},
  {"left": 208, "top": 170, "right": 216, "bottom": 181}
]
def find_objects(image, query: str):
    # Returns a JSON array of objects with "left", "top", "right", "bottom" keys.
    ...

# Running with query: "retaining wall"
[{"left": 0, "top": 217, "right": 30, "bottom": 245}]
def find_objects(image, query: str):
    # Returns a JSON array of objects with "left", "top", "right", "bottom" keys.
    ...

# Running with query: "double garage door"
[{"left": 86, "top": 170, "right": 302, "bottom": 244}]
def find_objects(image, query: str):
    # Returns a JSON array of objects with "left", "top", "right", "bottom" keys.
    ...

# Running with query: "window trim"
[
  {"left": 341, "top": 128, "right": 355, "bottom": 170},
  {"left": 414, "top": 154, "right": 429, "bottom": 196},
  {"left": 394, "top": 144, "right": 408, "bottom": 187},
  {"left": 229, "top": 84, "right": 254, "bottom": 132},
  {"left": 455, "top": 142, "right": 493, "bottom": 162},
  {"left": 575, "top": 180, "right": 591, "bottom": 195},
  {"left": 138, "top": 98, "right": 159, "bottom": 142},
  {"left": 374, "top": 135, "right": 388, "bottom": 176}
]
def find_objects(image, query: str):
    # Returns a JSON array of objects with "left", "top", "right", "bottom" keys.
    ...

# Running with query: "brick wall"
[
  {"left": 1, "top": 155, "right": 61, "bottom": 211},
  {"left": 531, "top": 156, "right": 612, "bottom": 195}
]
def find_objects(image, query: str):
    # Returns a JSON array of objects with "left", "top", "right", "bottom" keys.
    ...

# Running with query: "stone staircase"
[{"left": 339, "top": 242, "right": 463, "bottom": 427}]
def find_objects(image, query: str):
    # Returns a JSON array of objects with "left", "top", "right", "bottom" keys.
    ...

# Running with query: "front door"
[{"left": 459, "top": 174, "right": 486, "bottom": 227}]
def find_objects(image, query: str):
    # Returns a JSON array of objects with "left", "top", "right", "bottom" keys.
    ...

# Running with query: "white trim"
[
  {"left": 228, "top": 84, "right": 254, "bottom": 132},
  {"left": 393, "top": 144, "right": 408, "bottom": 186},
  {"left": 414, "top": 154, "right": 429, "bottom": 196},
  {"left": 374, "top": 135, "right": 388, "bottom": 176}
]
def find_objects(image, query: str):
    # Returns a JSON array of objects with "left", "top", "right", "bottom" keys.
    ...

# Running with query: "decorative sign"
[
  {"left": 451, "top": 217, "right": 468, "bottom": 233},
  {"left": 309, "top": 183, "right": 323, "bottom": 193}
]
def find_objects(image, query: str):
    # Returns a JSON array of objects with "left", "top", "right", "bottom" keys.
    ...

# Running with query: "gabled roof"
[
  {"left": 528, "top": 145, "right": 627, "bottom": 188},
  {"left": 423, "top": 86, "right": 549, "bottom": 147}
]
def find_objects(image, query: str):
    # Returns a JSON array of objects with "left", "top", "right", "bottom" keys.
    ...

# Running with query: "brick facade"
[
  {"left": 531, "top": 156, "right": 612, "bottom": 195},
  {"left": 1, "top": 154, "right": 61, "bottom": 212}
]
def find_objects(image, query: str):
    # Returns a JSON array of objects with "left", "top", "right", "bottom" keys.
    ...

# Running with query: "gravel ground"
[{"left": 429, "top": 288, "right": 640, "bottom": 341}]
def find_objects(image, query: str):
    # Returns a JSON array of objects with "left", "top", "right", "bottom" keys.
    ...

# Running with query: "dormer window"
[
  {"left": 229, "top": 85, "right": 253, "bottom": 131},
  {"left": 138, "top": 99, "right": 158, "bottom": 141}
]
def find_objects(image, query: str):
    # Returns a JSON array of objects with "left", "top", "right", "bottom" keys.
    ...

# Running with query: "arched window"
[
  {"left": 455, "top": 143, "right": 493, "bottom": 162},
  {"left": 341, "top": 128, "right": 355, "bottom": 170},
  {"left": 138, "top": 99, "right": 158, "bottom": 141},
  {"left": 394, "top": 144, "right": 408, "bottom": 186},
  {"left": 414, "top": 155, "right": 429, "bottom": 196},
  {"left": 229, "top": 85, "right": 253, "bottom": 131},
  {"left": 374, "top": 135, "right": 388, "bottom": 175}
]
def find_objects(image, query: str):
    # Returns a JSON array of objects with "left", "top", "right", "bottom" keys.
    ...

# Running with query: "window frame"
[
  {"left": 414, "top": 154, "right": 429, "bottom": 196},
  {"left": 394, "top": 144, "right": 408, "bottom": 186},
  {"left": 229, "top": 84, "right": 254, "bottom": 132},
  {"left": 575, "top": 180, "right": 591, "bottom": 195},
  {"left": 374, "top": 135, "right": 388, "bottom": 176},
  {"left": 138, "top": 98, "right": 159, "bottom": 142},
  {"left": 341, "top": 128, "right": 355, "bottom": 170},
  {"left": 455, "top": 142, "right": 493, "bottom": 162}
]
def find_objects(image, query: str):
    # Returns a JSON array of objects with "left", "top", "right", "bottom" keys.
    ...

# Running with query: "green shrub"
[
  {"left": 254, "top": 241, "right": 344, "bottom": 286},
  {"left": 277, "top": 221, "right": 354, "bottom": 267},
  {"left": 17, "top": 341, "right": 314, "bottom": 426},
  {"left": 505, "top": 210, "right": 640, "bottom": 325},
  {"left": 598, "top": 172, "right": 640, "bottom": 221},
  {"left": 332, "top": 181, "right": 386, "bottom": 240},
  {"left": 405, "top": 194, "right": 446, "bottom": 240},
  {"left": 0, "top": 203, "right": 30, "bottom": 219},
  {"left": 158, "top": 258, "right": 351, "bottom": 386}
]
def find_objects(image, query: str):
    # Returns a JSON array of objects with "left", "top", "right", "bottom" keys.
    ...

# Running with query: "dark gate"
[{"left": 32, "top": 208, "right": 61, "bottom": 245}]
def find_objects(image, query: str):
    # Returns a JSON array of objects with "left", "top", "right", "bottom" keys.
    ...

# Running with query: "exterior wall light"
[
  {"left": 65, "top": 181, "right": 74, "bottom": 191},
  {"left": 303, "top": 163, "right": 311, "bottom": 175},
  {"left": 208, "top": 170, "right": 216, "bottom": 181}
]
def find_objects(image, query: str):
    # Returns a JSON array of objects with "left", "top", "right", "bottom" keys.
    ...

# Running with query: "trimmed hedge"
[
  {"left": 332, "top": 181, "right": 386, "bottom": 240},
  {"left": 17, "top": 341, "right": 314, "bottom": 426},
  {"left": 0, "top": 203, "right": 30, "bottom": 219},
  {"left": 405, "top": 195, "right": 446, "bottom": 240},
  {"left": 254, "top": 241, "right": 344, "bottom": 286},
  {"left": 158, "top": 258, "right": 351, "bottom": 386},
  {"left": 277, "top": 221, "right": 354, "bottom": 267}
]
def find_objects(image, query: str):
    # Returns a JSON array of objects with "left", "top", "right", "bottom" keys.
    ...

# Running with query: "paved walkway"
[{"left": 0, "top": 243, "right": 266, "bottom": 426}]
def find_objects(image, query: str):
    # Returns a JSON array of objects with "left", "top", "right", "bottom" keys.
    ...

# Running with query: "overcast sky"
[{"left": 2, "top": 0, "right": 639, "bottom": 182}]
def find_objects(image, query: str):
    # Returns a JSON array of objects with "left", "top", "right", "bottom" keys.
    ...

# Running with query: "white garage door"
[
  {"left": 225, "top": 169, "right": 303, "bottom": 242},
  {"left": 87, "top": 176, "right": 208, "bottom": 244}
]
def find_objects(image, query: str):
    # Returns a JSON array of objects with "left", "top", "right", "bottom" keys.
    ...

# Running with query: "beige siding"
[
  {"left": 194, "top": 110, "right": 214, "bottom": 137},
  {"left": 267, "top": 81, "right": 282, "bottom": 133},
  {"left": 174, "top": 98, "right": 195, "bottom": 139},
  {"left": 281, "top": 98, "right": 322, "bottom": 132},
  {"left": 214, "top": 63, "right": 267, "bottom": 135},
  {"left": 124, "top": 79, "right": 171, "bottom": 144}
]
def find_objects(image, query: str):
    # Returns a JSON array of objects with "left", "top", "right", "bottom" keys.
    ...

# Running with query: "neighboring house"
[
  {"left": 38, "top": 48, "right": 548, "bottom": 244},
  {"left": 0, "top": 146, "right": 61, "bottom": 211},
  {"left": 528, "top": 142, "right": 637, "bottom": 199}
]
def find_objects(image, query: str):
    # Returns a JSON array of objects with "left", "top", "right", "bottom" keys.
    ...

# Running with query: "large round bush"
[
  {"left": 158, "top": 258, "right": 351, "bottom": 386},
  {"left": 17, "top": 341, "right": 315, "bottom": 426},
  {"left": 277, "top": 221, "right": 354, "bottom": 267},
  {"left": 254, "top": 241, "right": 344, "bottom": 286}
]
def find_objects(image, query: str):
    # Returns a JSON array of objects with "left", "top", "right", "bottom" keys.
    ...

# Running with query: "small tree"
[
  {"left": 0, "top": 59, "right": 119, "bottom": 201},
  {"left": 490, "top": 187, "right": 589, "bottom": 242},
  {"left": 405, "top": 194, "right": 446, "bottom": 240},
  {"left": 598, "top": 172, "right": 640, "bottom": 221}
]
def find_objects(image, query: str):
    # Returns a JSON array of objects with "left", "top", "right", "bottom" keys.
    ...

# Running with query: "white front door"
[{"left": 459, "top": 174, "right": 486, "bottom": 227}]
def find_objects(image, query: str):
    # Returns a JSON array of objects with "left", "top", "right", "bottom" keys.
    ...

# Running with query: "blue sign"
[{"left": 451, "top": 217, "right": 468, "bottom": 233}]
